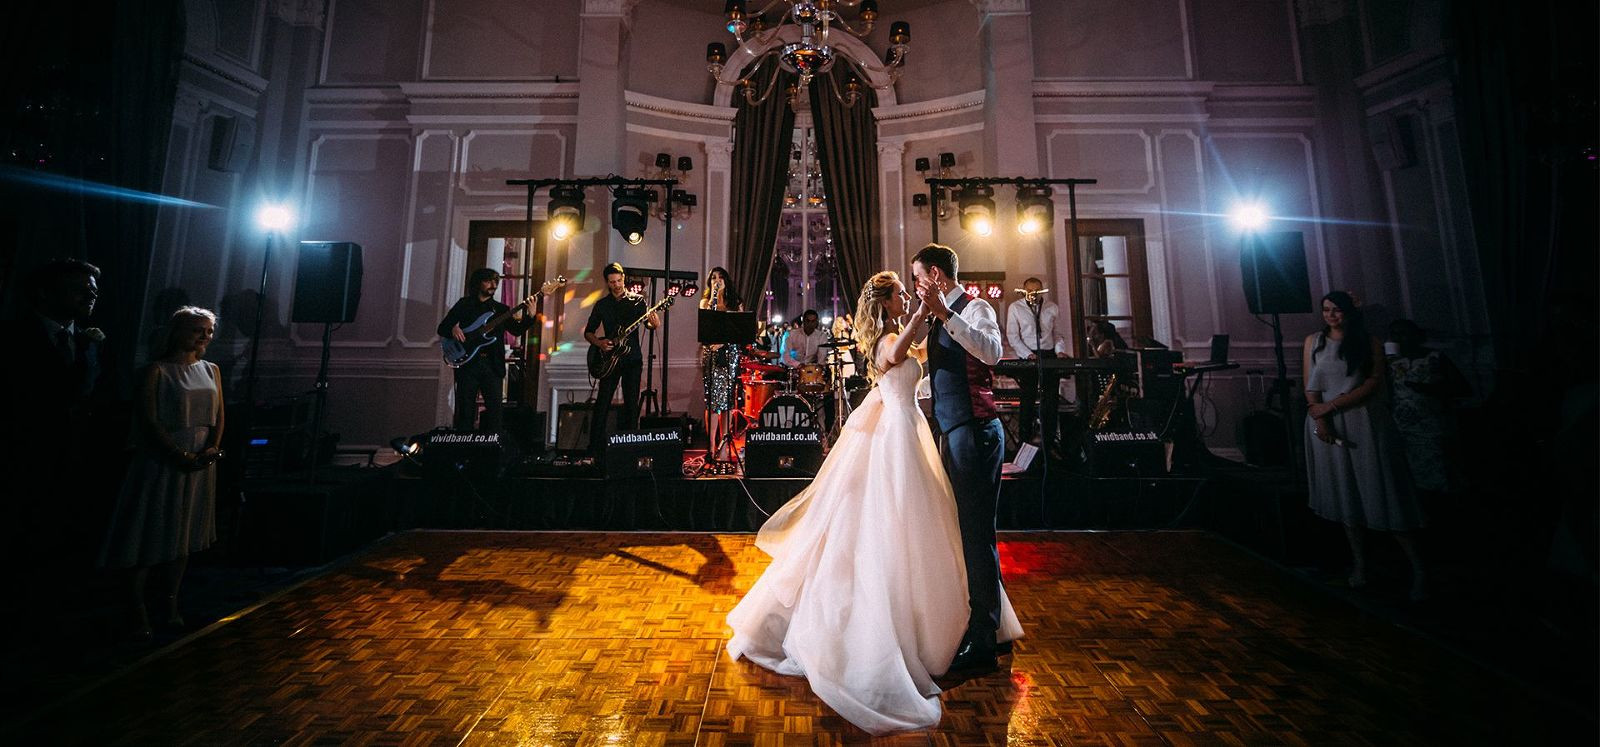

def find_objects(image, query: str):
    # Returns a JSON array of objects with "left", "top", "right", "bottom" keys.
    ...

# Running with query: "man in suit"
[
  {"left": 437, "top": 268, "right": 537, "bottom": 432},
  {"left": 6, "top": 258, "right": 106, "bottom": 629},
  {"left": 1005, "top": 277, "right": 1066, "bottom": 449},
  {"left": 912, "top": 243, "right": 1008, "bottom": 673}
]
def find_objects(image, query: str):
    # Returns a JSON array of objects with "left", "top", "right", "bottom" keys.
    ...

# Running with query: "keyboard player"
[{"left": 1004, "top": 278, "right": 1066, "bottom": 447}]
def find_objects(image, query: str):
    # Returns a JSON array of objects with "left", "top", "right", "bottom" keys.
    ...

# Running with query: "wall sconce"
[{"left": 646, "top": 153, "right": 697, "bottom": 222}]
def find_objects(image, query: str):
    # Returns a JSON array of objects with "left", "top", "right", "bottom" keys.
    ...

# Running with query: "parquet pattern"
[{"left": 16, "top": 531, "right": 1587, "bottom": 745}]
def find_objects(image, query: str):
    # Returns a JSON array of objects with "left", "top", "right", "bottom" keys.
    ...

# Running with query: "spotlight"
[
  {"left": 1015, "top": 185, "right": 1053, "bottom": 235},
  {"left": 610, "top": 187, "right": 649, "bottom": 245},
  {"left": 1228, "top": 201, "right": 1270, "bottom": 231},
  {"left": 820, "top": 314, "right": 833, "bottom": 326},
  {"left": 963, "top": 282, "right": 980, "bottom": 298},
  {"left": 666, "top": 282, "right": 681, "bottom": 297},
  {"left": 957, "top": 184, "right": 995, "bottom": 237},
  {"left": 682, "top": 281, "right": 699, "bottom": 297},
  {"left": 256, "top": 203, "right": 294, "bottom": 232},
  {"left": 389, "top": 435, "right": 422, "bottom": 458},
  {"left": 547, "top": 186, "right": 586, "bottom": 240},
  {"left": 627, "top": 280, "right": 646, "bottom": 296},
  {"left": 985, "top": 284, "right": 1003, "bottom": 299},
  {"left": 771, "top": 314, "right": 784, "bottom": 324}
]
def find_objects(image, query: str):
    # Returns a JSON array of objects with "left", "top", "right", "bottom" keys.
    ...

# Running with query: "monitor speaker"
[
  {"left": 1240, "top": 231, "right": 1312, "bottom": 315},
  {"left": 292, "top": 241, "right": 363, "bottom": 324},
  {"left": 604, "top": 429, "right": 684, "bottom": 479},
  {"left": 744, "top": 428, "right": 824, "bottom": 477},
  {"left": 422, "top": 430, "right": 502, "bottom": 480},
  {"left": 556, "top": 403, "right": 618, "bottom": 451}
]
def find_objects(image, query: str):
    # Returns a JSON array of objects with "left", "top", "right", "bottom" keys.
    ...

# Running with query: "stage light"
[
  {"left": 957, "top": 184, "right": 995, "bottom": 237},
  {"left": 1228, "top": 201, "right": 1270, "bottom": 232},
  {"left": 547, "top": 186, "right": 586, "bottom": 240},
  {"left": 963, "top": 282, "right": 980, "bottom": 298},
  {"left": 389, "top": 435, "right": 422, "bottom": 457},
  {"left": 1015, "top": 185, "right": 1053, "bottom": 235},
  {"left": 820, "top": 314, "right": 833, "bottom": 326},
  {"left": 627, "top": 280, "right": 646, "bottom": 296},
  {"left": 682, "top": 281, "right": 699, "bottom": 297},
  {"left": 610, "top": 187, "right": 649, "bottom": 245},
  {"left": 771, "top": 314, "right": 784, "bottom": 324},
  {"left": 256, "top": 204, "right": 294, "bottom": 232},
  {"left": 666, "top": 282, "right": 681, "bottom": 297},
  {"left": 985, "top": 284, "right": 1003, "bottom": 299}
]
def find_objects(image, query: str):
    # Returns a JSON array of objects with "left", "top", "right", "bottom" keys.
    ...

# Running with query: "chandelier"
[{"left": 705, "top": 1, "right": 910, "bottom": 108}]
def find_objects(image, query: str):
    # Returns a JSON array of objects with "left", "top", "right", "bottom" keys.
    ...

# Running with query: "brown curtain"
[
  {"left": 728, "top": 63, "right": 798, "bottom": 314},
  {"left": 809, "top": 64, "right": 881, "bottom": 304}
]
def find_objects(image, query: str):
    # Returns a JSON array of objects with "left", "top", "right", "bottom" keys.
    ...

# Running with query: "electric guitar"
[
  {"left": 440, "top": 276, "right": 566, "bottom": 368},
  {"left": 586, "top": 295, "right": 674, "bottom": 379}
]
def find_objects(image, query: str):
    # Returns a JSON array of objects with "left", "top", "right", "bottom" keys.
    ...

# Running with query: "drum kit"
[{"left": 734, "top": 337, "right": 869, "bottom": 448}]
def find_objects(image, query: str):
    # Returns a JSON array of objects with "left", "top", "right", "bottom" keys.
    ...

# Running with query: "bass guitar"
[
  {"left": 440, "top": 276, "right": 566, "bottom": 368},
  {"left": 587, "top": 295, "right": 674, "bottom": 379}
]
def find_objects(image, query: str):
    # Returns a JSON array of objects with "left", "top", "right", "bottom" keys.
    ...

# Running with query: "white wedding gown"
[{"left": 726, "top": 335, "right": 1023, "bottom": 735}]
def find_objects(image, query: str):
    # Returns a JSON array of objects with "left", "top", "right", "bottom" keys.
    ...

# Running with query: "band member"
[
  {"left": 781, "top": 309, "right": 826, "bottom": 367},
  {"left": 1005, "top": 278, "right": 1065, "bottom": 445},
  {"left": 437, "top": 268, "right": 536, "bottom": 432},
  {"left": 700, "top": 267, "right": 743, "bottom": 462},
  {"left": 584, "top": 263, "right": 659, "bottom": 454}
]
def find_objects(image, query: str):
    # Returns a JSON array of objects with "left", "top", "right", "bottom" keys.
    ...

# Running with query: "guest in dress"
[
  {"left": 1386, "top": 319, "right": 1471, "bottom": 501},
  {"left": 1302, "top": 292, "right": 1427, "bottom": 600},
  {"left": 100, "top": 307, "right": 225, "bottom": 639}
]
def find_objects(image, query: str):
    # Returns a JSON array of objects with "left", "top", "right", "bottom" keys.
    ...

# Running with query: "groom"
[{"left": 912, "top": 244, "right": 1007, "bottom": 673}]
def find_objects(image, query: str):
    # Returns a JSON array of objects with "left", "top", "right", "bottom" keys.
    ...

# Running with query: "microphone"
[{"left": 1013, "top": 288, "right": 1050, "bottom": 295}]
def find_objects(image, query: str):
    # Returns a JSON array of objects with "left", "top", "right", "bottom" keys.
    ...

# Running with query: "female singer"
[{"left": 700, "top": 267, "right": 743, "bottom": 462}]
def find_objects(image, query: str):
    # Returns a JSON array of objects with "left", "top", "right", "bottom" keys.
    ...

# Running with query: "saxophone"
[
  {"left": 1089, "top": 374, "right": 1120, "bottom": 429},
  {"left": 708, "top": 277, "right": 722, "bottom": 310}
]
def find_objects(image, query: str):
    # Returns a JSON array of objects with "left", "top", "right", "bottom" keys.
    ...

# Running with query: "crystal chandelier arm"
[
  {"left": 735, "top": 0, "right": 795, "bottom": 46},
  {"left": 740, "top": 60, "right": 787, "bottom": 106}
]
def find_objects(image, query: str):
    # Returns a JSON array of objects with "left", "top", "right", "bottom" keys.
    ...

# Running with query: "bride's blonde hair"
[{"left": 853, "top": 271, "right": 900, "bottom": 381}]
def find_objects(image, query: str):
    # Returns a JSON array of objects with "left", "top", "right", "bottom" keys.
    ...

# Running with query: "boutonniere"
[{"left": 81, "top": 327, "right": 106, "bottom": 343}]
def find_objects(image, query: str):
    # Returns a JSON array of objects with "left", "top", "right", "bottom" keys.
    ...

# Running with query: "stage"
[{"left": 14, "top": 530, "right": 1584, "bottom": 744}]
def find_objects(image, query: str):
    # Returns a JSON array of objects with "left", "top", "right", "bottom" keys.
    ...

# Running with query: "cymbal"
[{"left": 818, "top": 338, "right": 854, "bottom": 348}]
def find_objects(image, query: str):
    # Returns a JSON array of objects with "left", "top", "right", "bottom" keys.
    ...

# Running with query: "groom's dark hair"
[{"left": 911, "top": 243, "right": 958, "bottom": 281}]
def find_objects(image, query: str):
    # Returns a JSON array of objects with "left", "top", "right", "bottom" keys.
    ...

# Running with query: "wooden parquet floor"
[{"left": 15, "top": 530, "right": 1589, "bottom": 745}]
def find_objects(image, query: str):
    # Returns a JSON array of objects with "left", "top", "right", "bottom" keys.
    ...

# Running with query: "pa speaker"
[
  {"left": 292, "top": 241, "right": 363, "bottom": 323},
  {"left": 556, "top": 403, "right": 618, "bottom": 451},
  {"left": 604, "top": 429, "right": 684, "bottom": 479},
  {"left": 207, "top": 114, "right": 255, "bottom": 173},
  {"left": 1240, "top": 231, "right": 1312, "bottom": 315},
  {"left": 1083, "top": 429, "right": 1169, "bottom": 477},
  {"left": 422, "top": 430, "right": 502, "bottom": 480},
  {"left": 744, "top": 428, "right": 824, "bottom": 477}
]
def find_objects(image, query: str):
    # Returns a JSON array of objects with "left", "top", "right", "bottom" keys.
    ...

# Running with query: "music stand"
[{"left": 699, "top": 310, "right": 758, "bottom": 464}]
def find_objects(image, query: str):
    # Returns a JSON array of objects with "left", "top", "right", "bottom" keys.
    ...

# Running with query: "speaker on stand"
[
  {"left": 292, "top": 241, "right": 363, "bottom": 482},
  {"left": 1239, "top": 230, "right": 1312, "bottom": 466}
]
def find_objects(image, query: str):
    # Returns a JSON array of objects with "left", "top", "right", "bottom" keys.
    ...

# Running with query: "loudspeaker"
[
  {"left": 1240, "top": 231, "right": 1312, "bottom": 315},
  {"left": 1083, "top": 429, "right": 1169, "bottom": 477},
  {"left": 556, "top": 403, "right": 618, "bottom": 451},
  {"left": 604, "top": 429, "right": 684, "bottom": 479},
  {"left": 292, "top": 241, "right": 363, "bottom": 323},
  {"left": 422, "top": 430, "right": 502, "bottom": 480},
  {"left": 744, "top": 428, "right": 824, "bottom": 477},
  {"left": 1366, "top": 113, "right": 1415, "bottom": 171},
  {"left": 208, "top": 114, "right": 255, "bottom": 173}
]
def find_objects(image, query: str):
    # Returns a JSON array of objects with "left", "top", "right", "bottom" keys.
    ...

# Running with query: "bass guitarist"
[
  {"left": 437, "top": 268, "right": 537, "bottom": 432},
  {"left": 583, "top": 262, "right": 660, "bottom": 454}
]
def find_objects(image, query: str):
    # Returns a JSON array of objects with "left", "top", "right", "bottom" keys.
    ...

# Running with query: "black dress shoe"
[
  {"left": 996, "top": 640, "right": 1013, "bottom": 655},
  {"left": 947, "top": 641, "right": 998, "bottom": 673}
]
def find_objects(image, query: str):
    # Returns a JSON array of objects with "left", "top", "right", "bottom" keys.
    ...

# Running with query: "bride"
[{"left": 726, "top": 271, "right": 1023, "bottom": 735}]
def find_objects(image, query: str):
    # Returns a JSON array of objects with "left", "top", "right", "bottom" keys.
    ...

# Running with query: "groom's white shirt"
[{"left": 938, "top": 285, "right": 1004, "bottom": 366}]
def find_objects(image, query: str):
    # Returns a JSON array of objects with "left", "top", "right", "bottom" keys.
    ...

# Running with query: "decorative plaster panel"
[
  {"left": 1045, "top": 129, "right": 1155, "bottom": 194},
  {"left": 459, "top": 130, "right": 569, "bottom": 196}
]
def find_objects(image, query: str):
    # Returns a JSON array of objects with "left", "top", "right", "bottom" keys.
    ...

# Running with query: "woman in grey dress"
[
  {"left": 1302, "top": 292, "right": 1427, "bottom": 600},
  {"left": 101, "top": 307, "right": 225, "bottom": 639}
]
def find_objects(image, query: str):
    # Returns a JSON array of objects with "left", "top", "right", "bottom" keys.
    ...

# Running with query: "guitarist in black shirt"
[
  {"left": 436, "top": 268, "right": 537, "bottom": 432},
  {"left": 583, "top": 263, "right": 660, "bottom": 454}
]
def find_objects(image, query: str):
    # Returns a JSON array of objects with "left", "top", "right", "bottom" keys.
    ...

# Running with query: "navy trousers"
[{"left": 940, "top": 416, "right": 1006, "bottom": 645}]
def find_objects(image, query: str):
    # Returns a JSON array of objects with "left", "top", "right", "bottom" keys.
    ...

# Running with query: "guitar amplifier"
[
  {"left": 744, "top": 428, "right": 824, "bottom": 477},
  {"left": 1083, "top": 429, "right": 1170, "bottom": 477},
  {"left": 423, "top": 430, "right": 503, "bottom": 479},
  {"left": 604, "top": 428, "right": 685, "bottom": 479}
]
